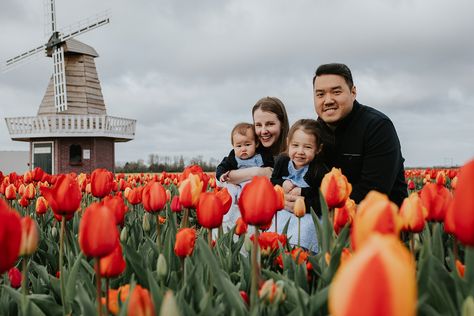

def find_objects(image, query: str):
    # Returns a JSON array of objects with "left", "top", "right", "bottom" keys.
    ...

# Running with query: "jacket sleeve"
[
  {"left": 215, "top": 150, "right": 237, "bottom": 181},
  {"left": 270, "top": 155, "right": 288, "bottom": 186},
  {"left": 351, "top": 118, "right": 403, "bottom": 203},
  {"left": 301, "top": 161, "right": 327, "bottom": 216}
]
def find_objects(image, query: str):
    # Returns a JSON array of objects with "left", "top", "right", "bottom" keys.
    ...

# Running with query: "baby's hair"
[
  {"left": 231, "top": 122, "right": 256, "bottom": 145},
  {"left": 287, "top": 119, "right": 323, "bottom": 154}
]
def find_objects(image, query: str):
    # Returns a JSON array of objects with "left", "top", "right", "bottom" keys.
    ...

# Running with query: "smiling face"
[
  {"left": 288, "top": 129, "right": 318, "bottom": 169},
  {"left": 232, "top": 129, "right": 257, "bottom": 159},
  {"left": 314, "top": 74, "right": 356, "bottom": 126},
  {"left": 253, "top": 109, "right": 282, "bottom": 149}
]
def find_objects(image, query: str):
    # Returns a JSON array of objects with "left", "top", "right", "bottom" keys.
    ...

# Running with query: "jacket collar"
[{"left": 318, "top": 100, "right": 361, "bottom": 133}]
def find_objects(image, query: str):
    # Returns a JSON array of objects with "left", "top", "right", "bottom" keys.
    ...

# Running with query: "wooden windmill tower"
[{"left": 3, "top": 0, "right": 136, "bottom": 175}]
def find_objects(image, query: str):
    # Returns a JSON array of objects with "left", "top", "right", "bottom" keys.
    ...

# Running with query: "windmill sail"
[{"left": 52, "top": 46, "right": 67, "bottom": 112}]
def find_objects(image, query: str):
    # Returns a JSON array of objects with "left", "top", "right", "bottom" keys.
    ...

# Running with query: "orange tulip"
[
  {"left": 399, "top": 193, "right": 428, "bottom": 233},
  {"left": 452, "top": 159, "right": 474, "bottom": 246},
  {"left": 333, "top": 198, "right": 356, "bottom": 234},
  {"left": 19, "top": 216, "right": 39, "bottom": 256},
  {"left": 197, "top": 192, "right": 224, "bottom": 229},
  {"left": 235, "top": 217, "right": 248, "bottom": 236},
  {"left": 329, "top": 234, "right": 417, "bottom": 316},
  {"left": 79, "top": 202, "right": 118, "bottom": 258},
  {"left": 174, "top": 228, "right": 196, "bottom": 258},
  {"left": 259, "top": 279, "right": 285, "bottom": 305},
  {"left": 102, "top": 195, "right": 128, "bottom": 226},
  {"left": 456, "top": 259, "right": 465, "bottom": 278},
  {"left": 178, "top": 173, "right": 202, "bottom": 208},
  {"left": 91, "top": 168, "right": 114, "bottom": 198},
  {"left": 35, "top": 196, "right": 49, "bottom": 215},
  {"left": 216, "top": 187, "right": 232, "bottom": 215},
  {"left": 127, "top": 187, "right": 143, "bottom": 205},
  {"left": 351, "top": 191, "right": 402, "bottom": 250},
  {"left": 127, "top": 285, "right": 156, "bottom": 316},
  {"left": 40, "top": 174, "right": 82, "bottom": 218},
  {"left": 100, "top": 242, "right": 126, "bottom": 278},
  {"left": 23, "top": 183, "right": 36, "bottom": 200},
  {"left": 294, "top": 198, "right": 306, "bottom": 218},
  {"left": 274, "top": 185, "right": 285, "bottom": 210},
  {"left": 238, "top": 176, "right": 279, "bottom": 226},
  {"left": 0, "top": 199, "right": 22, "bottom": 274},
  {"left": 420, "top": 182, "right": 452, "bottom": 222},
  {"left": 5, "top": 183, "right": 17, "bottom": 200},
  {"left": 444, "top": 200, "right": 455, "bottom": 235},
  {"left": 142, "top": 181, "right": 167, "bottom": 213},
  {"left": 320, "top": 168, "right": 352, "bottom": 208},
  {"left": 102, "top": 284, "right": 130, "bottom": 315},
  {"left": 251, "top": 232, "right": 287, "bottom": 256},
  {"left": 180, "top": 164, "right": 209, "bottom": 192}
]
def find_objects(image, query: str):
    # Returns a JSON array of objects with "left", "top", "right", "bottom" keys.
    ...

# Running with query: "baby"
[{"left": 216, "top": 122, "right": 273, "bottom": 202}]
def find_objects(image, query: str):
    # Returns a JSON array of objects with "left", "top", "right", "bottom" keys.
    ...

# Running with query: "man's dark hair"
[{"left": 312, "top": 63, "right": 354, "bottom": 89}]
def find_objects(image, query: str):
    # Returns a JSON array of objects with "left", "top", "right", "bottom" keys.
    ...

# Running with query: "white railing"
[{"left": 5, "top": 115, "right": 136, "bottom": 141}]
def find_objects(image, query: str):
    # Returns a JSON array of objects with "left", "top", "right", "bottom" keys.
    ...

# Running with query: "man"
[{"left": 285, "top": 63, "right": 407, "bottom": 209}]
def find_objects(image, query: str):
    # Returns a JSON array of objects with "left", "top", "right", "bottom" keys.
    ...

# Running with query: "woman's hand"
[{"left": 226, "top": 167, "right": 272, "bottom": 184}]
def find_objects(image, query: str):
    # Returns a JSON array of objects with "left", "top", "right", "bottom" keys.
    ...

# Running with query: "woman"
[
  {"left": 220, "top": 97, "right": 289, "bottom": 231},
  {"left": 223, "top": 96, "right": 290, "bottom": 184}
]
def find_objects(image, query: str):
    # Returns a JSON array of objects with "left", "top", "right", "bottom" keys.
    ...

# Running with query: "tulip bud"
[
  {"left": 19, "top": 216, "right": 39, "bottom": 256},
  {"left": 235, "top": 217, "right": 248, "bottom": 236},
  {"left": 462, "top": 296, "right": 474, "bottom": 316},
  {"left": 244, "top": 234, "right": 253, "bottom": 253},
  {"left": 259, "top": 279, "right": 286, "bottom": 305},
  {"left": 143, "top": 213, "right": 151, "bottom": 232},
  {"left": 51, "top": 226, "right": 58, "bottom": 239},
  {"left": 8, "top": 267, "right": 22, "bottom": 289},
  {"left": 156, "top": 253, "right": 167, "bottom": 279},
  {"left": 120, "top": 226, "right": 128, "bottom": 242},
  {"left": 294, "top": 198, "right": 306, "bottom": 218},
  {"left": 159, "top": 290, "right": 181, "bottom": 316},
  {"left": 320, "top": 167, "right": 352, "bottom": 208}
]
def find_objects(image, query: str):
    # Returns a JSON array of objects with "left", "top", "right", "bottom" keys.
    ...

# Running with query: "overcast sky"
[{"left": 1, "top": 0, "right": 473, "bottom": 168}]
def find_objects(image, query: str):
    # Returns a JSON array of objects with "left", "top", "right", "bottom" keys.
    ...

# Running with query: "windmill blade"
[
  {"left": 59, "top": 10, "right": 111, "bottom": 42},
  {"left": 52, "top": 46, "right": 68, "bottom": 112},
  {"left": 2, "top": 44, "right": 47, "bottom": 73},
  {"left": 44, "top": 0, "right": 57, "bottom": 38}
]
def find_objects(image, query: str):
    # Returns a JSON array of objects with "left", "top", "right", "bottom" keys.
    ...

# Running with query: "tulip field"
[{"left": 0, "top": 161, "right": 474, "bottom": 316}]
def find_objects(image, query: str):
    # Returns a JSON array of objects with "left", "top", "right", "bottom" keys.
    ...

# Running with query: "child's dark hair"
[
  {"left": 287, "top": 119, "right": 323, "bottom": 154},
  {"left": 231, "top": 122, "right": 256, "bottom": 145}
]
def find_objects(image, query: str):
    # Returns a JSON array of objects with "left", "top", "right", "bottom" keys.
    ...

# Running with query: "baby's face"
[{"left": 233, "top": 130, "right": 257, "bottom": 159}]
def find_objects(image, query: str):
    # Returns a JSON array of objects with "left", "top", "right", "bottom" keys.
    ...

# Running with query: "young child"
[
  {"left": 271, "top": 119, "right": 329, "bottom": 252},
  {"left": 216, "top": 122, "right": 273, "bottom": 203}
]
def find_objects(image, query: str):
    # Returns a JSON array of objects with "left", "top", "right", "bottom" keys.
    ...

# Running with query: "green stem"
[
  {"left": 410, "top": 233, "right": 415, "bottom": 256},
  {"left": 59, "top": 216, "right": 67, "bottom": 316},
  {"left": 95, "top": 259, "right": 103, "bottom": 316},
  {"left": 181, "top": 208, "right": 189, "bottom": 228},
  {"left": 250, "top": 227, "right": 260, "bottom": 310},
  {"left": 298, "top": 217, "right": 301, "bottom": 248},
  {"left": 156, "top": 214, "right": 162, "bottom": 251},
  {"left": 208, "top": 228, "right": 213, "bottom": 248},
  {"left": 22, "top": 257, "right": 28, "bottom": 312},
  {"left": 274, "top": 213, "right": 278, "bottom": 233},
  {"left": 105, "top": 278, "right": 110, "bottom": 316}
]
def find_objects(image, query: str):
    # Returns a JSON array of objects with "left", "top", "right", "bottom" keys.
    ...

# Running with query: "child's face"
[
  {"left": 288, "top": 129, "right": 318, "bottom": 169},
  {"left": 233, "top": 129, "right": 257, "bottom": 159}
]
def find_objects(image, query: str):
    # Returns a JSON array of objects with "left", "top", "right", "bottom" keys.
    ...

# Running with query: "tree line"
[{"left": 115, "top": 154, "right": 219, "bottom": 173}]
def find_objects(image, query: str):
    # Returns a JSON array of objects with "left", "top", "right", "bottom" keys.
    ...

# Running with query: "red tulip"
[
  {"left": 79, "top": 202, "right": 118, "bottom": 258},
  {"left": 420, "top": 183, "right": 452, "bottom": 222},
  {"left": 99, "top": 242, "right": 126, "bottom": 278},
  {"left": 235, "top": 217, "right": 248, "bottom": 236},
  {"left": 174, "top": 228, "right": 196, "bottom": 258},
  {"left": 216, "top": 187, "right": 232, "bottom": 215},
  {"left": 8, "top": 267, "right": 22, "bottom": 289},
  {"left": 170, "top": 196, "right": 182, "bottom": 212},
  {"left": 452, "top": 159, "right": 474, "bottom": 246},
  {"left": 329, "top": 234, "right": 417, "bottom": 316},
  {"left": 40, "top": 174, "right": 82, "bottom": 218},
  {"left": 102, "top": 195, "right": 128, "bottom": 226},
  {"left": 238, "top": 176, "right": 279, "bottom": 226},
  {"left": 274, "top": 185, "right": 285, "bottom": 210},
  {"left": 91, "top": 168, "right": 114, "bottom": 198},
  {"left": 5, "top": 184, "right": 17, "bottom": 200},
  {"left": 127, "top": 187, "right": 143, "bottom": 205},
  {"left": 142, "top": 181, "right": 167, "bottom": 213},
  {"left": 0, "top": 199, "right": 22, "bottom": 274},
  {"left": 127, "top": 285, "right": 156, "bottom": 316},
  {"left": 407, "top": 180, "right": 415, "bottom": 191},
  {"left": 320, "top": 168, "right": 352, "bottom": 208},
  {"left": 179, "top": 174, "right": 203, "bottom": 208},
  {"left": 399, "top": 193, "right": 428, "bottom": 233},
  {"left": 35, "top": 196, "right": 49, "bottom": 215},
  {"left": 197, "top": 192, "right": 224, "bottom": 229},
  {"left": 251, "top": 232, "right": 287, "bottom": 256},
  {"left": 334, "top": 199, "right": 356, "bottom": 234}
]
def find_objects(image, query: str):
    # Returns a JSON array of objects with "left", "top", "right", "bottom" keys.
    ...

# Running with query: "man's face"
[{"left": 314, "top": 74, "right": 356, "bottom": 125}]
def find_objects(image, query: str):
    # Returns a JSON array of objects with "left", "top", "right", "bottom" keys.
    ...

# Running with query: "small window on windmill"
[{"left": 69, "top": 145, "right": 82, "bottom": 166}]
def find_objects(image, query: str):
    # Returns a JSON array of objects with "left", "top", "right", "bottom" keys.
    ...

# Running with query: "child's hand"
[
  {"left": 282, "top": 180, "right": 295, "bottom": 193},
  {"left": 289, "top": 187, "right": 301, "bottom": 196},
  {"left": 220, "top": 171, "right": 230, "bottom": 183}
]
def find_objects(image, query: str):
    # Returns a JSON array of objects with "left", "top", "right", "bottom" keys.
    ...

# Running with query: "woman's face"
[{"left": 253, "top": 109, "right": 282, "bottom": 148}]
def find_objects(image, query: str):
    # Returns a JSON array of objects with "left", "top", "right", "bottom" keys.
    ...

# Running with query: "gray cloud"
[{"left": 1, "top": 0, "right": 473, "bottom": 168}]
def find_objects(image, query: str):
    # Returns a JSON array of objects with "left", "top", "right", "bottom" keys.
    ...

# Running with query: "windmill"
[{"left": 3, "top": 0, "right": 136, "bottom": 175}]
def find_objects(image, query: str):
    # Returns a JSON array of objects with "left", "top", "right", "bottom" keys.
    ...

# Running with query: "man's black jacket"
[{"left": 317, "top": 101, "right": 408, "bottom": 206}]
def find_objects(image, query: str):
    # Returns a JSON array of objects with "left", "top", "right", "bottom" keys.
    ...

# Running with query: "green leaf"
[
  {"left": 432, "top": 223, "right": 445, "bottom": 262},
  {"left": 74, "top": 282, "right": 96, "bottom": 316},
  {"left": 318, "top": 190, "right": 331, "bottom": 255},
  {"left": 1, "top": 285, "right": 46, "bottom": 316},
  {"left": 65, "top": 252, "right": 84, "bottom": 310},
  {"left": 465, "top": 247, "right": 474, "bottom": 296}
]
